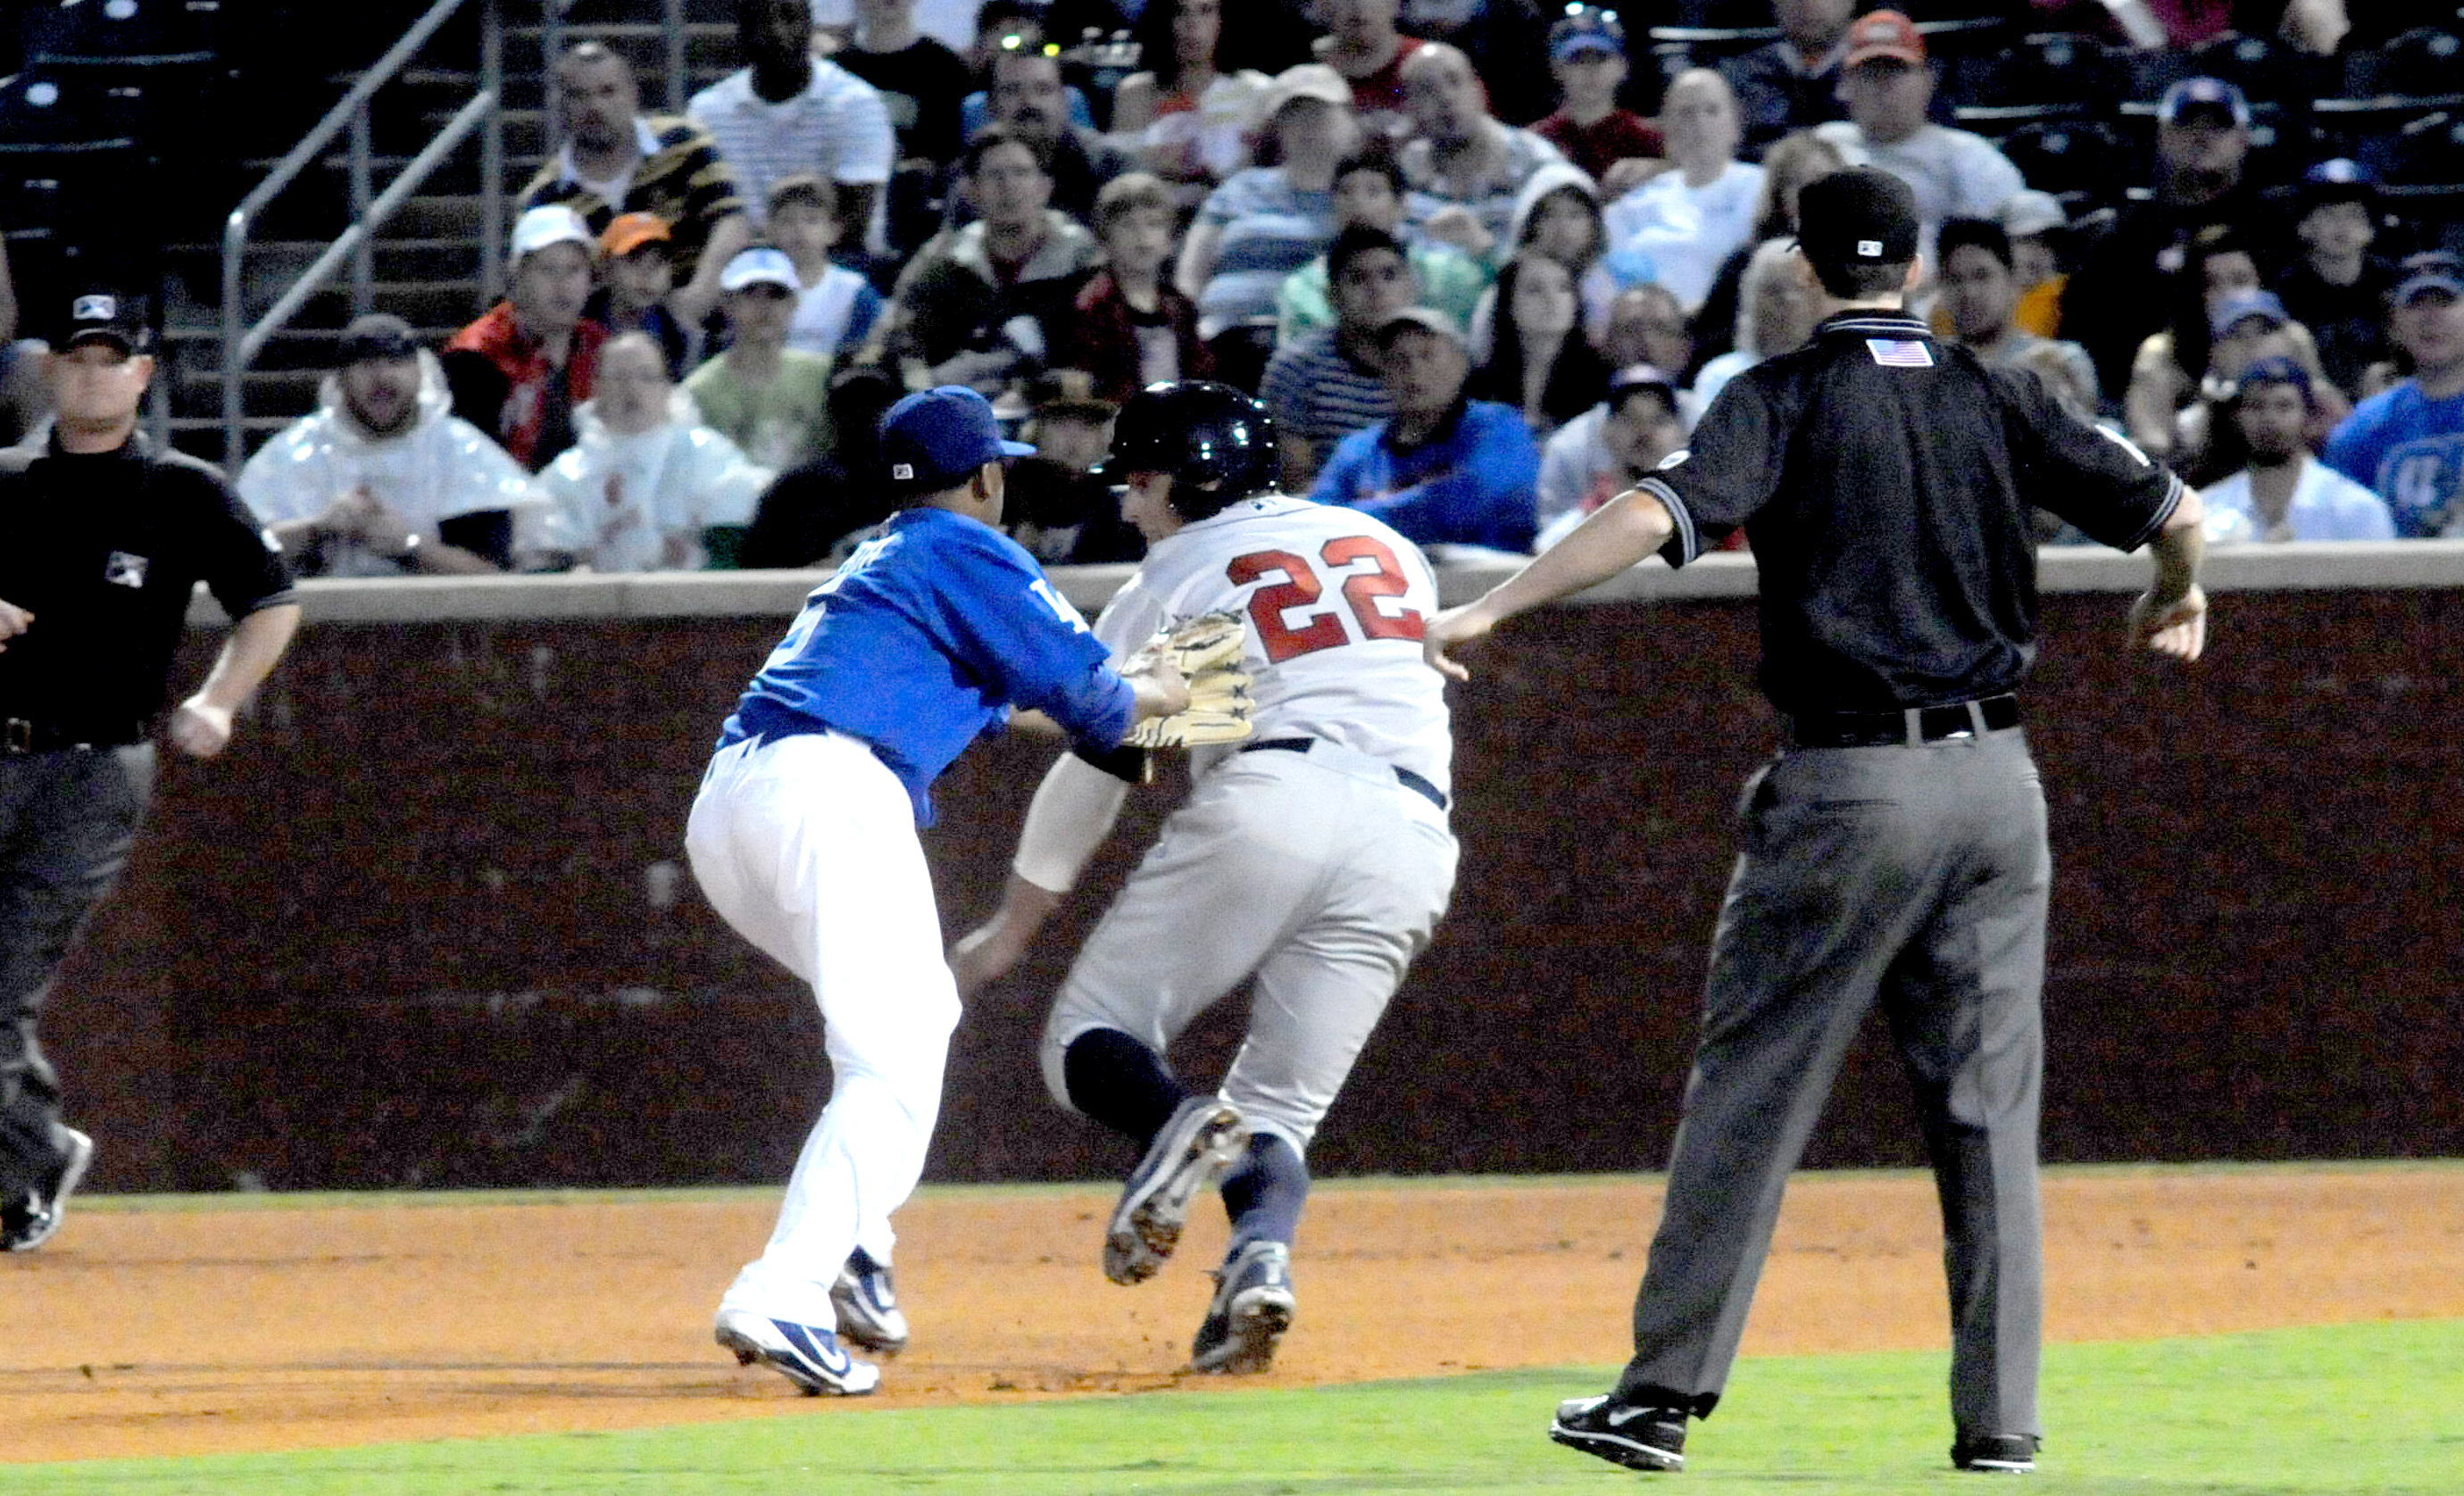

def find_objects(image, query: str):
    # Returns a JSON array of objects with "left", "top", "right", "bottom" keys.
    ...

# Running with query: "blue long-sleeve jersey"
[{"left": 721, "top": 507, "right": 1134, "bottom": 824}]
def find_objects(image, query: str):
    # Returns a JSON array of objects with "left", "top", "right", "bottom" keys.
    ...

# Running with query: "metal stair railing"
[{"left": 219, "top": 0, "right": 505, "bottom": 476}]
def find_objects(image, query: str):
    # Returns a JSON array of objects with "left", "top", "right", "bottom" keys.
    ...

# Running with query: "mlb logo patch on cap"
[
  {"left": 73, "top": 294, "right": 117, "bottom": 321},
  {"left": 1857, "top": 239, "right": 1883, "bottom": 258}
]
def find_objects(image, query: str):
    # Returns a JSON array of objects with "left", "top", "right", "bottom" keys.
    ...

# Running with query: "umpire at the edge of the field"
[
  {"left": 1425, "top": 168, "right": 2208, "bottom": 1477},
  {"left": 0, "top": 290, "right": 301, "bottom": 1253}
]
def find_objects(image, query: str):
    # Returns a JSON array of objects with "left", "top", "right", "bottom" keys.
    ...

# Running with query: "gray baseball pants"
[
  {"left": 1616, "top": 725, "right": 2049, "bottom": 1442},
  {"left": 0, "top": 744, "right": 155, "bottom": 1198}
]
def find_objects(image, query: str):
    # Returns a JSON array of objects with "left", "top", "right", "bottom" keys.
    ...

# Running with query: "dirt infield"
[{"left": 4, "top": 1168, "right": 2459, "bottom": 1465}]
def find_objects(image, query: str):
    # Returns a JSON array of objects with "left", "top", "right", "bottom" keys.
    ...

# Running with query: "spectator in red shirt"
[
  {"left": 1314, "top": 0, "right": 1428, "bottom": 143},
  {"left": 443, "top": 205, "right": 611, "bottom": 471},
  {"left": 1533, "top": 6, "right": 1664, "bottom": 198}
]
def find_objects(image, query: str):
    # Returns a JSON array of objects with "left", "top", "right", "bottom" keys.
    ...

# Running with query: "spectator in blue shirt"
[
  {"left": 2323, "top": 253, "right": 2464, "bottom": 537},
  {"left": 1311, "top": 307, "right": 1541, "bottom": 552}
]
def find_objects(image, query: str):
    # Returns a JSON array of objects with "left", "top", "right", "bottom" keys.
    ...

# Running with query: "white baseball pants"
[{"left": 686, "top": 731, "right": 961, "bottom": 1328}]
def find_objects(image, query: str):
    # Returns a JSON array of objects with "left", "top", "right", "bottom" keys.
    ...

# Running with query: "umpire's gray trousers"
[{"left": 1617, "top": 725, "right": 2048, "bottom": 1441}]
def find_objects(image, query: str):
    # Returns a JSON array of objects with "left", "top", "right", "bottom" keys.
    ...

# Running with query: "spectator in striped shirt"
[
  {"left": 1259, "top": 226, "right": 1417, "bottom": 491},
  {"left": 522, "top": 43, "right": 752, "bottom": 329},
  {"left": 688, "top": 0, "right": 895, "bottom": 253}
]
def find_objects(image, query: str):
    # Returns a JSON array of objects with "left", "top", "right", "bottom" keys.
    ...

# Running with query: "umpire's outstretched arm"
[{"left": 1423, "top": 487, "right": 1675, "bottom": 680}]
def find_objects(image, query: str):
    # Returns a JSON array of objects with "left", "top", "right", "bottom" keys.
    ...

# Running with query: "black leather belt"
[
  {"left": 1786, "top": 694, "right": 2021, "bottom": 749},
  {"left": 3, "top": 717, "right": 141, "bottom": 754},
  {"left": 1241, "top": 736, "right": 1450, "bottom": 811}
]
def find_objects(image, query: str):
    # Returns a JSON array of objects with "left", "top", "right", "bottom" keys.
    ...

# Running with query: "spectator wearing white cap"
[
  {"left": 1811, "top": 11, "right": 2023, "bottom": 264},
  {"left": 443, "top": 204, "right": 612, "bottom": 471},
  {"left": 2325, "top": 253, "right": 2464, "bottom": 536},
  {"left": 1178, "top": 64, "right": 1361, "bottom": 350},
  {"left": 245, "top": 313, "right": 543, "bottom": 576},
  {"left": 530, "top": 331, "right": 776, "bottom": 571},
  {"left": 520, "top": 43, "right": 752, "bottom": 328},
  {"left": 684, "top": 247, "right": 838, "bottom": 470}
]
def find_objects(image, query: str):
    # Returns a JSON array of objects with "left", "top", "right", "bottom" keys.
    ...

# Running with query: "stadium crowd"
[{"left": 17, "top": 0, "right": 2458, "bottom": 564}]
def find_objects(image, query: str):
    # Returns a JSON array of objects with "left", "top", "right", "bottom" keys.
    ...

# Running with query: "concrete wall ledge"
[{"left": 189, "top": 540, "right": 2464, "bottom": 627}]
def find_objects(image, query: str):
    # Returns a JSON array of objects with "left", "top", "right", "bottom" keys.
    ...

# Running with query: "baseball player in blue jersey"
[{"left": 688, "top": 386, "right": 1190, "bottom": 1396}]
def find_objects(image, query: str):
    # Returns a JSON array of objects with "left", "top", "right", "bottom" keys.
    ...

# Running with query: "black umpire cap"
[
  {"left": 1796, "top": 168, "right": 1920, "bottom": 275},
  {"left": 57, "top": 290, "right": 154, "bottom": 355}
]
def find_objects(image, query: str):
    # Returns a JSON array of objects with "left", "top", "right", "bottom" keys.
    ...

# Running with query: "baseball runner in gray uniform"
[
  {"left": 1426, "top": 170, "right": 2209, "bottom": 1475},
  {"left": 954, "top": 380, "right": 1457, "bottom": 1374}
]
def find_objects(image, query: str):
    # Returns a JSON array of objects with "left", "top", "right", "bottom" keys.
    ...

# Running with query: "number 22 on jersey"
[{"left": 1227, "top": 535, "right": 1425, "bottom": 663}]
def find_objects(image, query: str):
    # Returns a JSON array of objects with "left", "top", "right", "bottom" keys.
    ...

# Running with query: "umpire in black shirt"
[
  {"left": 1427, "top": 169, "right": 2208, "bottom": 1476},
  {"left": 0, "top": 292, "right": 300, "bottom": 1251}
]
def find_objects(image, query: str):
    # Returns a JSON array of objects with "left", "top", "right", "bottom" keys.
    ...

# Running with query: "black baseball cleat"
[
  {"left": 1550, "top": 1392, "right": 1688, "bottom": 1472},
  {"left": 1, "top": 1127, "right": 94, "bottom": 1253},
  {"left": 1953, "top": 1433, "right": 2039, "bottom": 1473}
]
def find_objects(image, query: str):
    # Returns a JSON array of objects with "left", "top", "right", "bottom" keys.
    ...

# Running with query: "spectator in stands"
[
  {"left": 1999, "top": 190, "right": 2073, "bottom": 340},
  {"left": 737, "top": 364, "right": 905, "bottom": 566},
  {"left": 2061, "top": 76, "right": 2260, "bottom": 398},
  {"left": 244, "top": 313, "right": 539, "bottom": 576},
  {"left": 1261, "top": 225, "right": 1416, "bottom": 489},
  {"left": 2153, "top": 287, "right": 2345, "bottom": 486},
  {"left": 2123, "top": 226, "right": 2276, "bottom": 461},
  {"left": 2275, "top": 159, "right": 2397, "bottom": 402},
  {"left": 1109, "top": 0, "right": 1274, "bottom": 200},
  {"left": 1531, "top": 7, "right": 1662, "bottom": 194},
  {"left": 1311, "top": 307, "right": 1540, "bottom": 552},
  {"left": 1601, "top": 284, "right": 1695, "bottom": 403},
  {"left": 584, "top": 213, "right": 701, "bottom": 379},
  {"left": 684, "top": 247, "right": 837, "bottom": 470},
  {"left": 1001, "top": 370, "right": 1147, "bottom": 563},
  {"left": 980, "top": 46, "right": 1136, "bottom": 222},
  {"left": 1813, "top": 12, "right": 2023, "bottom": 262},
  {"left": 2198, "top": 355, "right": 2393, "bottom": 543},
  {"left": 445, "top": 205, "right": 611, "bottom": 472},
  {"left": 522, "top": 43, "right": 751, "bottom": 329},
  {"left": 1313, "top": 0, "right": 1428, "bottom": 141},
  {"left": 1689, "top": 235, "right": 1820, "bottom": 414},
  {"left": 1486, "top": 163, "right": 1620, "bottom": 353},
  {"left": 690, "top": 0, "right": 894, "bottom": 260},
  {"left": 529, "top": 332, "right": 771, "bottom": 571},
  {"left": 955, "top": 6, "right": 1104, "bottom": 145},
  {"left": 812, "top": 0, "right": 995, "bottom": 52},
  {"left": 2325, "top": 253, "right": 2464, "bottom": 537},
  {"left": 1467, "top": 251, "right": 1613, "bottom": 435},
  {"left": 831, "top": 0, "right": 972, "bottom": 172},
  {"left": 0, "top": 239, "right": 46, "bottom": 446},
  {"left": 1398, "top": 0, "right": 1553, "bottom": 128},
  {"left": 1396, "top": 42, "right": 1569, "bottom": 261},
  {"left": 1535, "top": 362, "right": 1687, "bottom": 550},
  {"left": 877, "top": 125, "right": 1105, "bottom": 396},
  {"left": 1275, "top": 149, "right": 1490, "bottom": 346},
  {"left": 1722, "top": 0, "right": 1853, "bottom": 159},
  {"left": 768, "top": 176, "right": 885, "bottom": 359},
  {"left": 1052, "top": 173, "right": 1212, "bottom": 403},
  {"left": 1690, "top": 129, "right": 1843, "bottom": 372},
  {"left": 1178, "top": 65, "right": 1358, "bottom": 370},
  {"left": 1602, "top": 69, "right": 1764, "bottom": 316},
  {"left": 1937, "top": 218, "right": 2101, "bottom": 405}
]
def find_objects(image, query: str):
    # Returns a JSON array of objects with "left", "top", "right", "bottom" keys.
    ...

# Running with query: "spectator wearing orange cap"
[
  {"left": 585, "top": 212, "right": 703, "bottom": 378},
  {"left": 1811, "top": 11, "right": 2024, "bottom": 261}
]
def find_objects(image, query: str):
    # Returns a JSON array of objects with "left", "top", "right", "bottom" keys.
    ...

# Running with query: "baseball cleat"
[
  {"left": 1188, "top": 1238, "right": 1295, "bottom": 1374},
  {"left": 1952, "top": 1433, "right": 2038, "bottom": 1473},
  {"left": 829, "top": 1246, "right": 910, "bottom": 1356},
  {"left": 1550, "top": 1392, "right": 1688, "bottom": 1473},
  {"left": 1104, "top": 1096, "right": 1248, "bottom": 1285},
  {"left": 1, "top": 1126, "right": 94, "bottom": 1253},
  {"left": 713, "top": 1308, "right": 881, "bottom": 1396}
]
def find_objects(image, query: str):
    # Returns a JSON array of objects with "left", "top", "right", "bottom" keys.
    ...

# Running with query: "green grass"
[{"left": 4, "top": 1320, "right": 2455, "bottom": 1496}]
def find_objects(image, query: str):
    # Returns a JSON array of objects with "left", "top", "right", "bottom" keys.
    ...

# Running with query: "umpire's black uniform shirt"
[
  {"left": 0, "top": 431, "right": 296, "bottom": 740},
  {"left": 1637, "top": 312, "right": 2183, "bottom": 713}
]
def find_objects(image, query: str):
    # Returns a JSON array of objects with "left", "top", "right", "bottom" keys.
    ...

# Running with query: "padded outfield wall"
[{"left": 50, "top": 546, "right": 2464, "bottom": 1193}]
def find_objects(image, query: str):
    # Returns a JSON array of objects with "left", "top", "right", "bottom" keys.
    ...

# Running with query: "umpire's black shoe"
[
  {"left": 2, "top": 1126, "right": 94, "bottom": 1252},
  {"left": 1952, "top": 1433, "right": 2039, "bottom": 1473},
  {"left": 1550, "top": 1392, "right": 1687, "bottom": 1472}
]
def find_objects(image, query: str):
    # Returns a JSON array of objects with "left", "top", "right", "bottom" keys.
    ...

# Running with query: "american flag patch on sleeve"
[{"left": 1867, "top": 338, "right": 1935, "bottom": 368}]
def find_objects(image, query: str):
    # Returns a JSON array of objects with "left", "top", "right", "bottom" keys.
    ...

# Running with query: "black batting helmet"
[{"left": 1109, "top": 379, "right": 1280, "bottom": 519}]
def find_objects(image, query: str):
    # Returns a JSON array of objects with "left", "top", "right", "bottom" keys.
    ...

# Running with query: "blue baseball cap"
[
  {"left": 2394, "top": 251, "right": 2464, "bottom": 304},
  {"left": 1549, "top": 7, "right": 1625, "bottom": 62},
  {"left": 2158, "top": 77, "right": 2250, "bottom": 129},
  {"left": 2208, "top": 287, "right": 2287, "bottom": 338},
  {"left": 2234, "top": 354, "right": 2313, "bottom": 405},
  {"left": 879, "top": 386, "right": 1036, "bottom": 494}
]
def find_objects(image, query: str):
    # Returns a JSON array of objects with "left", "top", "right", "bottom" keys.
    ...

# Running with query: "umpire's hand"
[
  {"left": 168, "top": 695, "right": 236, "bottom": 758},
  {"left": 2128, "top": 584, "right": 2208, "bottom": 661}
]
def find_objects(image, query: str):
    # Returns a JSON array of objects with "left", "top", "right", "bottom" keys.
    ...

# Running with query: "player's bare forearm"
[
  {"left": 1423, "top": 487, "right": 1673, "bottom": 680},
  {"left": 950, "top": 871, "right": 1066, "bottom": 998},
  {"left": 2129, "top": 492, "right": 2208, "bottom": 661},
  {"left": 171, "top": 603, "right": 301, "bottom": 756}
]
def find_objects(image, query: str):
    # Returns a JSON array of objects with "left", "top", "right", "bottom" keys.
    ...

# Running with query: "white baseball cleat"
[
  {"left": 713, "top": 1308, "right": 881, "bottom": 1396},
  {"left": 1105, "top": 1096, "right": 1249, "bottom": 1285},
  {"left": 829, "top": 1247, "right": 911, "bottom": 1356}
]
